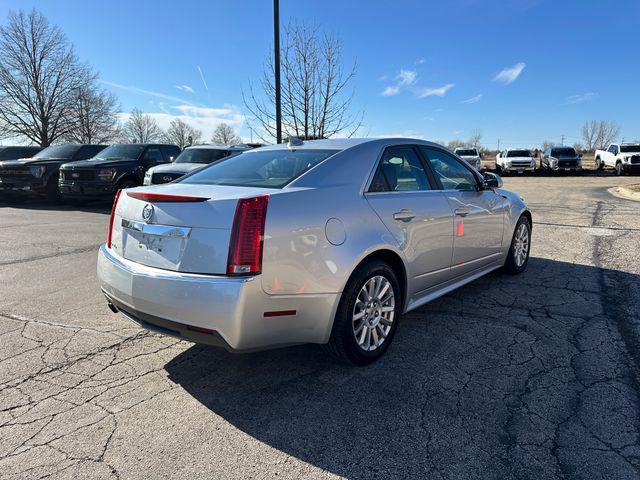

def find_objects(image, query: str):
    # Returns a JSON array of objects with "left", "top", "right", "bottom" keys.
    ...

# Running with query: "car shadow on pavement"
[
  {"left": 165, "top": 257, "right": 640, "bottom": 479},
  {"left": 0, "top": 198, "right": 111, "bottom": 213}
]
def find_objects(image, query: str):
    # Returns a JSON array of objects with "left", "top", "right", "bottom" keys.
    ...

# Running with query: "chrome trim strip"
[{"left": 121, "top": 219, "right": 191, "bottom": 238}]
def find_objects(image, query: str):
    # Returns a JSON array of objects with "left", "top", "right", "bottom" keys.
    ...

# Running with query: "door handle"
[
  {"left": 454, "top": 208, "right": 469, "bottom": 217},
  {"left": 393, "top": 209, "right": 415, "bottom": 222}
]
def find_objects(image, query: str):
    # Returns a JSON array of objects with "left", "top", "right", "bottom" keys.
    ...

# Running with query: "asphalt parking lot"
[{"left": 1, "top": 175, "right": 640, "bottom": 480}]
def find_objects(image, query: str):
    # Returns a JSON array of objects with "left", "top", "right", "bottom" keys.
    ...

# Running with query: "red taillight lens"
[
  {"left": 126, "top": 192, "right": 209, "bottom": 202},
  {"left": 107, "top": 189, "right": 122, "bottom": 249},
  {"left": 227, "top": 195, "right": 269, "bottom": 275}
]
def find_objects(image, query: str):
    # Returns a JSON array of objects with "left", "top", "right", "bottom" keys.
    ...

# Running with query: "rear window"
[
  {"left": 181, "top": 149, "right": 338, "bottom": 188},
  {"left": 507, "top": 150, "right": 532, "bottom": 157}
]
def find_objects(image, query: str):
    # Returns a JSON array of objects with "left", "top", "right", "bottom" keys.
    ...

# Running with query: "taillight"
[
  {"left": 227, "top": 195, "right": 269, "bottom": 275},
  {"left": 107, "top": 189, "right": 122, "bottom": 249}
]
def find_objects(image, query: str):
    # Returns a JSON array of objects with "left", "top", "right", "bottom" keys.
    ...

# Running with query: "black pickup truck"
[
  {"left": 58, "top": 144, "right": 180, "bottom": 202},
  {"left": 0, "top": 144, "right": 106, "bottom": 202}
]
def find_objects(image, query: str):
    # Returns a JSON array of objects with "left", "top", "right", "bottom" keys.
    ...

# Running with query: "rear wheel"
[
  {"left": 595, "top": 157, "right": 604, "bottom": 171},
  {"left": 502, "top": 216, "right": 531, "bottom": 275},
  {"left": 324, "top": 260, "right": 401, "bottom": 365}
]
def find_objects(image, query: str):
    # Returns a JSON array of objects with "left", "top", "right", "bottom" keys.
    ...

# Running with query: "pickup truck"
[
  {"left": 454, "top": 147, "right": 483, "bottom": 171},
  {"left": 595, "top": 143, "right": 640, "bottom": 175},
  {"left": 540, "top": 146, "right": 582, "bottom": 174},
  {"left": 496, "top": 149, "right": 536, "bottom": 174}
]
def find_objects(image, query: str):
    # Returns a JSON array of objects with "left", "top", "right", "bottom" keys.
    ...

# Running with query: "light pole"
[{"left": 274, "top": 0, "right": 282, "bottom": 144}]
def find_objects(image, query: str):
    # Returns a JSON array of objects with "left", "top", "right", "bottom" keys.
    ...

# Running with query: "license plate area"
[{"left": 121, "top": 219, "right": 191, "bottom": 268}]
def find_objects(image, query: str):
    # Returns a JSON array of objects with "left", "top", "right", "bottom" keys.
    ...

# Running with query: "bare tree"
[
  {"left": 244, "top": 21, "right": 362, "bottom": 142},
  {"left": 0, "top": 10, "right": 95, "bottom": 146},
  {"left": 582, "top": 120, "right": 620, "bottom": 151},
  {"left": 210, "top": 123, "right": 241, "bottom": 145},
  {"left": 122, "top": 108, "right": 162, "bottom": 143},
  {"left": 447, "top": 139, "right": 466, "bottom": 151},
  {"left": 164, "top": 118, "right": 202, "bottom": 149},
  {"left": 63, "top": 85, "right": 119, "bottom": 143},
  {"left": 468, "top": 129, "right": 482, "bottom": 150},
  {"left": 541, "top": 140, "right": 554, "bottom": 152}
]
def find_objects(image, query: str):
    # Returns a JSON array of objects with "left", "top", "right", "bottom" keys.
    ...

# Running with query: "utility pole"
[
  {"left": 273, "top": 0, "right": 282, "bottom": 144},
  {"left": 560, "top": 134, "right": 565, "bottom": 146},
  {"left": 497, "top": 139, "right": 500, "bottom": 152}
]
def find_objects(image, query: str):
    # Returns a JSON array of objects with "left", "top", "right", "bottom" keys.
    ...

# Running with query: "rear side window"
[
  {"left": 420, "top": 147, "right": 478, "bottom": 191},
  {"left": 181, "top": 149, "right": 338, "bottom": 188},
  {"left": 76, "top": 145, "right": 106, "bottom": 160},
  {"left": 369, "top": 146, "right": 431, "bottom": 192}
]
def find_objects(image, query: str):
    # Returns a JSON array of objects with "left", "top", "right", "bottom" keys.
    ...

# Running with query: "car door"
[
  {"left": 420, "top": 146, "right": 506, "bottom": 277},
  {"left": 365, "top": 145, "right": 454, "bottom": 294}
]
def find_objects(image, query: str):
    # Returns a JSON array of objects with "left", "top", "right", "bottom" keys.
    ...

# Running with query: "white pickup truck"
[
  {"left": 454, "top": 147, "right": 483, "bottom": 171},
  {"left": 595, "top": 143, "right": 640, "bottom": 175},
  {"left": 495, "top": 149, "right": 536, "bottom": 174}
]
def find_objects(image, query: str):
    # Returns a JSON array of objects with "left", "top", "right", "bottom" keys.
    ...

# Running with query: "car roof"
[
  {"left": 184, "top": 144, "right": 249, "bottom": 151},
  {"left": 252, "top": 137, "right": 446, "bottom": 153}
]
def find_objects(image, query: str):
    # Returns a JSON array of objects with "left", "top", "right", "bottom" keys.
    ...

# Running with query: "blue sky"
[{"left": 1, "top": 0, "right": 639, "bottom": 148}]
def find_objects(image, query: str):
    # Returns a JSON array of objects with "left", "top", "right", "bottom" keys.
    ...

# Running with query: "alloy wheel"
[
  {"left": 513, "top": 223, "right": 530, "bottom": 267},
  {"left": 352, "top": 275, "right": 395, "bottom": 352}
]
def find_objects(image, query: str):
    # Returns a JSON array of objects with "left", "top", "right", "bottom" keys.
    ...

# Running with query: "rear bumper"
[{"left": 97, "top": 245, "right": 340, "bottom": 351}]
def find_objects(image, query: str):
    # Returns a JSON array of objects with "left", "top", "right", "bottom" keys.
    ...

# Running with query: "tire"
[
  {"left": 323, "top": 260, "right": 401, "bottom": 365},
  {"left": 502, "top": 216, "right": 531, "bottom": 275},
  {"left": 616, "top": 162, "right": 624, "bottom": 176},
  {"left": 595, "top": 157, "right": 603, "bottom": 171}
]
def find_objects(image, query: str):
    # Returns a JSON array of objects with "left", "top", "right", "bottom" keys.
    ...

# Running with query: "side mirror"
[{"left": 483, "top": 172, "right": 503, "bottom": 189}]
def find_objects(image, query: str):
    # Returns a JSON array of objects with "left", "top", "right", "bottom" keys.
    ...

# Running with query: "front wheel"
[
  {"left": 616, "top": 162, "right": 624, "bottom": 176},
  {"left": 502, "top": 216, "right": 531, "bottom": 275},
  {"left": 595, "top": 157, "right": 603, "bottom": 171},
  {"left": 324, "top": 260, "right": 401, "bottom": 365}
]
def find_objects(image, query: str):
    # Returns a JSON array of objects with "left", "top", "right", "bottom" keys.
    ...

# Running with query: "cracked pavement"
[{"left": 1, "top": 175, "right": 639, "bottom": 479}]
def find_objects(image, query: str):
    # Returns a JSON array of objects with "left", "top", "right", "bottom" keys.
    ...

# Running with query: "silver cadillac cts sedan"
[{"left": 98, "top": 138, "right": 531, "bottom": 365}]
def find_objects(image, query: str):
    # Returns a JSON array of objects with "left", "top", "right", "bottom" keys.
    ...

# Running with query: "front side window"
[
  {"left": 181, "top": 149, "right": 338, "bottom": 188},
  {"left": 608, "top": 145, "right": 617, "bottom": 154},
  {"left": 369, "top": 146, "right": 431, "bottom": 192},
  {"left": 421, "top": 147, "right": 478, "bottom": 191}
]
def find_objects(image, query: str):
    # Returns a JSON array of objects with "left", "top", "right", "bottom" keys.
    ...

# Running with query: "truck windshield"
[
  {"left": 507, "top": 150, "right": 532, "bottom": 157},
  {"left": 551, "top": 148, "right": 576, "bottom": 157},
  {"left": 33, "top": 145, "right": 80, "bottom": 159},
  {"left": 181, "top": 149, "right": 339, "bottom": 188},
  {"left": 175, "top": 148, "right": 237, "bottom": 164},
  {"left": 456, "top": 149, "right": 478, "bottom": 156},
  {"left": 620, "top": 145, "right": 640, "bottom": 153},
  {"left": 94, "top": 145, "right": 145, "bottom": 161}
]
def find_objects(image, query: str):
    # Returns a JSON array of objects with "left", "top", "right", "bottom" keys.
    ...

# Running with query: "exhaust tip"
[{"left": 107, "top": 302, "right": 119, "bottom": 314}]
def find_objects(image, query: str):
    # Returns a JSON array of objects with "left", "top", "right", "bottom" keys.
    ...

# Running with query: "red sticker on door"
[{"left": 457, "top": 220, "right": 464, "bottom": 237}]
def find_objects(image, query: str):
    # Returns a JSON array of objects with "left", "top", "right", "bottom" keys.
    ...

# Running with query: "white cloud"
[
  {"left": 197, "top": 66, "right": 209, "bottom": 91},
  {"left": 416, "top": 83, "right": 455, "bottom": 98},
  {"left": 396, "top": 69, "right": 417, "bottom": 86},
  {"left": 100, "top": 80, "right": 195, "bottom": 105},
  {"left": 564, "top": 92, "right": 597, "bottom": 105},
  {"left": 118, "top": 104, "right": 246, "bottom": 141},
  {"left": 414, "top": 57, "right": 426, "bottom": 65},
  {"left": 493, "top": 62, "right": 526, "bottom": 84},
  {"left": 462, "top": 94, "right": 483, "bottom": 104},
  {"left": 175, "top": 84, "right": 195, "bottom": 93},
  {"left": 381, "top": 85, "right": 400, "bottom": 96}
]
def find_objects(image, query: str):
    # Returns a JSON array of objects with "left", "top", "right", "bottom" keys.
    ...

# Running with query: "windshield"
[
  {"left": 620, "top": 145, "right": 640, "bottom": 153},
  {"left": 507, "top": 150, "right": 532, "bottom": 157},
  {"left": 34, "top": 145, "right": 80, "bottom": 159},
  {"left": 175, "top": 148, "right": 238, "bottom": 165},
  {"left": 181, "top": 149, "right": 339, "bottom": 188},
  {"left": 94, "top": 145, "right": 145, "bottom": 161},
  {"left": 456, "top": 149, "right": 478, "bottom": 156},
  {"left": 551, "top": 148, "right": 576, "bottom": 157},
  {"left": 0, "top": 147, "right": 35, "bottom": 160}
]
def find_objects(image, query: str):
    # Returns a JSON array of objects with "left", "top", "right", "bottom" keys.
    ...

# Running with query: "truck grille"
[
  {"left": 631, "top": 156, "right": 640, "bottom": 165},
  {"left": 0, "top": 168, "right": 30, "bottom": 178},
  {"left": 558, "top": 160, "right": 578, "bottom": 168},
  {"left": 60, "top": 170, "right": 95, "bottom": 181},
  {"left": 152, "top": 172, "right": 182, "bottom": 184},
  {"left": 510, "top": 160, "right": 531, "bottom": 166}
]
